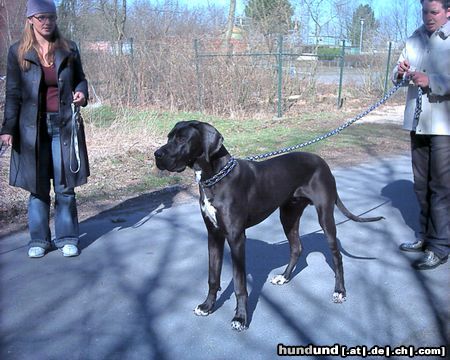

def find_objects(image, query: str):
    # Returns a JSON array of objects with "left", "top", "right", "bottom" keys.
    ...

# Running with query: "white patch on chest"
[
  {"left": 195, "top": 171, "right": 202, "bottom": 183},
  {"left": 201, "top": 197, "right": 218, "bottom": 228}
]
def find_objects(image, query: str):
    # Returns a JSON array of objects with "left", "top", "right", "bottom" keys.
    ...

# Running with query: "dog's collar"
[{"left": 198, "top": 157, "right": 237, "bottom": 188}]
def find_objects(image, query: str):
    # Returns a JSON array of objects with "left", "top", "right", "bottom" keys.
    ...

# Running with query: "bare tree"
[
  {"left": 0, "top": 0, "right": 27, "bottom": 73},
  {"left": 301, "top": 0, "right": 342, "bottom": 95},
  {"left": 331, "top": 0, "right": 354, "bottom": 41},
  {"left": 377, "top": 0, "right": 421, "bottom": 43},
  {"left": 245, "top": 0, "right": 294, "bottom": 52},
  {"left": 98, "top": 0, "right": 127, "bottom": 53},
  {"left": 58, "top": 0, "right": 77, "bottom": 38},
  {"left": 225, "top": 0, "right": 236, "bottom": 53}
]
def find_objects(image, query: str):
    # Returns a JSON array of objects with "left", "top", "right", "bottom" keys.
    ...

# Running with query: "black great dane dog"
[{"left": 154, "top": 120, "right": 383, "bottom": 331}]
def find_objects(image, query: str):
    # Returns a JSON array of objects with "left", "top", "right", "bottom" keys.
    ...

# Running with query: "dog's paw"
[
  {"left": 270, "top": 274, "right": 289, "bottom": 285},
  {"left": 193, "top": 305, "right": 210, "bottom": 316},
  {"left": 231, "top": 318, "right": 247, "bottom": 332},
  {"left": 332, "top": 292, "right": 346, "bottom": 303}
]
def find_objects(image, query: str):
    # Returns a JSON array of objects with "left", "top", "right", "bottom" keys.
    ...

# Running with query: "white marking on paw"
[
  {"left": 231, "top": 320, "right": 247, "bottom": 331},
  {"left": 201, "top": 197, "right": 218, "bottom": 228},
  {"left": 332, "top": 292, "right": 346, "bottom": 303},
  {"left": 270, "top": 274, "right": 289, "bottom": 285},
  {"left": 194, "top": 306, "right": 209, "bottom": 316}
]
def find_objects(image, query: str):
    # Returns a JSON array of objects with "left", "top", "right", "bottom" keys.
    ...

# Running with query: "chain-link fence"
[
  {"left": 194, "top": 36, "right": 401, "bottom": 117},
  {"left": 75, "top": 34, "right": 402, "bottom": 117},
  {"left": 0, "top": 34, "right": 402, "bottom": 118}
]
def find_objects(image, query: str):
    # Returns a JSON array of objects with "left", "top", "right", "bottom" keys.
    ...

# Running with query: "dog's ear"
[
  {"left": 191, "top": 121, "right": 224, "bottom": 162},
  {"left": 169, "top": 120, "right": 194, "bottom": 138}
]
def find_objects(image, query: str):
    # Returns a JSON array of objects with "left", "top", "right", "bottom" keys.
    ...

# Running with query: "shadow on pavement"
[
  {"left": 78, "top": 186, "right": 196, "bottom": 251},
  {"left": 381, "top": 179, "right": 420, "bottom": 236},
  {"left": 381, "top": 179, "right": 448, "bottom": 345},
  {"left": 215, "top": 230, "right": 377, "bottom": 329}
]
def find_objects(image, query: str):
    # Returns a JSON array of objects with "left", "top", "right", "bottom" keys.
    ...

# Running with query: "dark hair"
[{"left": 420, "top": 0, "right": 450, "bottom": 8}]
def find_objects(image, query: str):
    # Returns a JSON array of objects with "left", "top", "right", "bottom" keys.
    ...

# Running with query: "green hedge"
[{"left": 317, "top": 46, "right": 341, "bottom": 60}]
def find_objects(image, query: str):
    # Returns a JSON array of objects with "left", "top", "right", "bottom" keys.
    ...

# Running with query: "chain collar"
[{"left": 199, "top": 157, "right": 238, "bottom": 188}]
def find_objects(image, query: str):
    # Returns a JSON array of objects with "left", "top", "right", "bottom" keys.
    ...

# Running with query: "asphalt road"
[{"left": 0, "top": 154, "right": 448, "bottom": 360}]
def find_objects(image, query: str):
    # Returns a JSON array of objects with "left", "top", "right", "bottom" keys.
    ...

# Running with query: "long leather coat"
[{"left": 1, "top": 40, "right": 89, "bottom": 193}]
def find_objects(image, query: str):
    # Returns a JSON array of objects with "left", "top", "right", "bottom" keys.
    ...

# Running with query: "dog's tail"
[{"left": 336, "top": 195, "right": 384, "bottom": 223}]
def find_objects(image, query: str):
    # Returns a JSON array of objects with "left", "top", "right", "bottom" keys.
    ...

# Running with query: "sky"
[{"left": 143, "top": 0, "right": 393, "bottom": 18}]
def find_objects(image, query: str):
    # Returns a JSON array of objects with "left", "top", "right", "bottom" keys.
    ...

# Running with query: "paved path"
[
  {"left": 1, "top": 154, "right": 448, "bottom": 360},
  {"left": 359, "top": 105, "right": 404, "bottom": 125}
]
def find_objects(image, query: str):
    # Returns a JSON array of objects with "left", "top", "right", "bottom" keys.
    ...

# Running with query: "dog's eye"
[{"left": 175, "top": 135, "right": 186, "bottom": 143}]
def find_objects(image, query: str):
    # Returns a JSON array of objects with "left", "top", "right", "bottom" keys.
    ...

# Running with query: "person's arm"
[
  {"left": 71, "top": 43, "right": 88, "bottom": 106},
  {"left": 427, "top": 55, "right": 450, "bottom": 96},
  {"left": 1, "top": 45, "right": 22, "bottom": 138}
]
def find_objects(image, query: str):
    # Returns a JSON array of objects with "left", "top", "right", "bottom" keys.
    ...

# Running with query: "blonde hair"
[{"left": 17, "top": 20, "right": 70, "bottom": 71}]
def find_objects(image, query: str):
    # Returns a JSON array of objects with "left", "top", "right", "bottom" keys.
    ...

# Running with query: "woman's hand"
[
  {"left": 397, "top": 60, "right": 410, "bottom": 78},
  {"left": 0, "top": 134, "right": 13, "bottom": 146},
  {"left": 73, "top": 91, "right": 87, "bottom": 106},
  {"left": 407, "top": 71, "right": 430, "bottom": 88}
]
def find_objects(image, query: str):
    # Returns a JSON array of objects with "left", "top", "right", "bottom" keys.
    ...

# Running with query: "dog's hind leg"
[
  {"left": 194, "top": 232, "right": 225, "bottom": 316},
  {"left": 316, "top": 203, "right": 346, "bottom": 303},
  {"left": 271, "top": 198, "right": 309, "bottom": 285}
]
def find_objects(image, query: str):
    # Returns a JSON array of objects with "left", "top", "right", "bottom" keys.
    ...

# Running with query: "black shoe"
[
  {"left": 399, "top": 239, "right": 424, "bottom": 252},
  {"left": 412, "top": 250, "right": 448, "bottom": 270}
]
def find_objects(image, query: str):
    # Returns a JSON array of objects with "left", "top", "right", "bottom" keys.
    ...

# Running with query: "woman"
[{"left": 0, "top": 0, "right": 89, "bottom": 258}]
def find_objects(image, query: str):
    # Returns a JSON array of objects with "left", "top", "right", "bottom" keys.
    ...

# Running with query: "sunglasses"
[{"left": 33, "top": 15, "right": 57, "bottom": 23}]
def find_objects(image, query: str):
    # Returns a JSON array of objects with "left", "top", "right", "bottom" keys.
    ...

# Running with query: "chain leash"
[
  {"left": 199, "top": 80, "right": 415, "bottom": 187},
  {"left": 70, "top": 105, "right": 81, "bottom": 173},
  {"left": 412, "top": 86, "right": 423, "bottom": 129},
  {"left": 245, "top": 79, "right": 409, "bottom": 161}
]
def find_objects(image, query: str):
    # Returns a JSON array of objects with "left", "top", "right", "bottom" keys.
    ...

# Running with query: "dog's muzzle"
[
  {"left": 154, "top": 148, "right": 169, "bottom": 170},
  {"left": 154, "top": 147, "right": 187, "bottom": 172}
]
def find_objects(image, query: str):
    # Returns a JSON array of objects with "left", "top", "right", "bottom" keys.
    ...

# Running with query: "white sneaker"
[
  {"left": 61, "top": 244, "right": 79, "bottom": 257},
  {"left": 28, "top": 247, "right": 46, "bottom": 258}
]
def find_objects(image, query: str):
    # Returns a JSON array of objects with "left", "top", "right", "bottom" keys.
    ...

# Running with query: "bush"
[{"left": 317, "top": 46, "right": 341, "bottom": 60}]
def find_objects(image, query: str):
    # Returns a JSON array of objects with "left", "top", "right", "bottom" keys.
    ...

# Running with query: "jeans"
[
  {"left": 411, "top": 132, "right": 450, "bottom": 259},
  {"left": 28, "top": 114, "right": 79, "bottom": 249}
]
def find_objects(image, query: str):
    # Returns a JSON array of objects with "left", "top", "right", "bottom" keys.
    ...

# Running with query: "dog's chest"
[
  {"left": 201, "top": 196, "right": 218, "bottom": 228},
  {"left": 197, "top": 171, "right": 220, "bottom": 228}
]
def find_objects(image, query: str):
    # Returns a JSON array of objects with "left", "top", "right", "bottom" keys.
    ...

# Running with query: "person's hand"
[
  {"left": 73, "top": 91, "right": 86, "bottom": 106},
  {"left": 397, "top": 60, "right": 410, "bottom": 78},
  {"left": 0, "top": 134, "right": 13, "bottom": 147},
  {"left": 407, "top": 70, "right": 429, "bottom": 88}
]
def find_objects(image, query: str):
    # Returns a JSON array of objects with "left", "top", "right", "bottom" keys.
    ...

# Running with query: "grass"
[{"left": 0, "top": 102, "right": 410, "bottom": 232}]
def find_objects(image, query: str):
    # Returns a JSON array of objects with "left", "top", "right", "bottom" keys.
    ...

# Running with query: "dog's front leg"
[
  {"left": 229, "top": 232, "right": 248, "bottom": 331},
  {"left": 194, "top": 231, "right": 225, "bottom": 316}
]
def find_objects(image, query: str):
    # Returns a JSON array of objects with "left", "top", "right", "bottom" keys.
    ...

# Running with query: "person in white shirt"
[{"left": 394, "top": 0, "right": 450, "bottom": 270}]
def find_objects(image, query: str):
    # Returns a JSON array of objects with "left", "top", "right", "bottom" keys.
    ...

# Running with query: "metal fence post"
[
  {"left": 384, "top": 41, "right": 393, "bottom": 96},
  {"left": 129, "top": 37, "right": 138, "bottom": 103},
  {"left": 337, "top": 39, "right": 345, "bottom": 109},
  {"left": 194, "top": 39, "right": 203, "bottom": 112},
  {"left": 277, "top": 35, "right": 283, "bottom": 118}
]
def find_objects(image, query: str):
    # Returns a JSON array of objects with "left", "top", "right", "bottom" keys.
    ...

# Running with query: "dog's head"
[{"left": 154, "top": 120, "right": 224, "bottom": 172}]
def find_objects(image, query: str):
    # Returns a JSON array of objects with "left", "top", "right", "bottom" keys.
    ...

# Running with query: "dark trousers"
[{"left": 410, "top": 132, "right": 450, "bottom": 259}]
